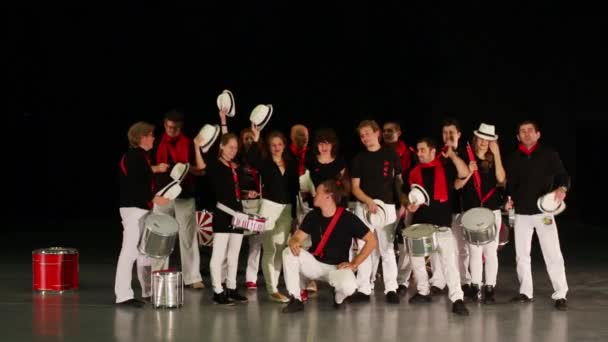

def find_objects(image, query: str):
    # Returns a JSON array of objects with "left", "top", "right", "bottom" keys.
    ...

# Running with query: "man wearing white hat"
[
  {"left": 506, "top": 120, "right": 570, "bottom": 310},
  {"left": 151, "top": 110, "right": 205, "bottom": 289}
]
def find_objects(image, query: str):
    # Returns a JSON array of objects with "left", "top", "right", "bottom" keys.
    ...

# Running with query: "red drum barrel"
[{"left": 32, "top": 247, "right": 79, "bottom": 292}]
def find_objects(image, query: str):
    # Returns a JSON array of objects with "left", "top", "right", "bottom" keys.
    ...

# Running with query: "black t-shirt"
[
  {"left": 306, "top": 156, "right": 346, "bottom": 187},
  {"left": 300, "top": 208, "right": 369, "bottom": 265},
  {"left": 410, "top": 163, "right": 457, "bottom": 228},
  {"left": 238, "top": 154, "right": 261, "bottom": 195},
  {"left": 461, "top": 154, "right": 504, "bottom": 211},
  {"left": 350, "top": 146, "right": 402, "bottom": 204},
  {"left": 206, "top": 159, "right": 244, "bottom": 234},
  {"left": 441, "top": 146, "right": 466, "bottom": 214},
  {"left": 119, "top": 147, "right": 154, "bottom": 209}
]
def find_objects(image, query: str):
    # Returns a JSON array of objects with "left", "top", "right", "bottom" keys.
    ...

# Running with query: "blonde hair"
[
  {"left": 357, "top": 120, "right": 380, "bottom": 133},
  {"left": 127, "top": 121, "right": 154, "bottom": 148}
]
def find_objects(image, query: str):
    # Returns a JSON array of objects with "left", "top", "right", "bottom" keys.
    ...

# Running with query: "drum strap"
[
  {"left": 466, "top": 143, "right": 496, "bottom": 206},
  {"left": 312, "top": 207, "right": 344, "bottom": 258}
]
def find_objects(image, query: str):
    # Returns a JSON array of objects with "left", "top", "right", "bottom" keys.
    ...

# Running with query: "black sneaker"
[
  {"left": 213, "top": 292, "right": 235, "bottom": 305},
  {"left": 511, "top": 293, "right": 533, "bottom": 303},
  {"left": 408, "top": 292, "right": 432, "bottom": 304},
  {"left": 461, "top": 283, "right": 472, "bottom": 296},
  {"left": 397, "top": 285, "right": 408, "bottom": 297},
  {"left": 452, "top": 299, "right": 470, "bottom": 316},
  {"left": 349, "top": 291, "right": 371, "bottom": 303},
  {"left": 386, "top": 291, "right": 400, "bottom": 304},
  {"left": 430, "top": 286, "right": 447, "bottom": 296},
  {"left": 117, "top": 298, "right": 146, "bottom": 308},
  {"left": 282, "top": 297, "right": 304, "bottom": 313},
  {"left": 466, "top": 284, "right": 482, "bottom": 302},
  {"left": 226, "top": 289, "right": 248, "bottom": 303},
  {"left": 483, "top": 285, "right": 495, "bottom": 304},
  {"left": 555, "top": 298, "right": 568, "bottom": 311}
]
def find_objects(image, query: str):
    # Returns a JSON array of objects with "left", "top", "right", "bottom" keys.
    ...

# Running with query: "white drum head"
[
  {"left": 461, "top": 207, "right": 495, "bottom": 232},
  {"left": 145, "top": 214, "right": 179, "bottom": 236},
  {"left": 403, "top": 224, "right": 437, "bottom": 238}
]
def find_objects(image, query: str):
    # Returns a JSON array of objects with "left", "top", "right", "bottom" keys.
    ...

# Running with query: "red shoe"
[
  {"left": 300, "top": 289, "right": 308, "bottom": 302},
  {"left": 246, "top": 281, "right": 257, "bottom": 290}
]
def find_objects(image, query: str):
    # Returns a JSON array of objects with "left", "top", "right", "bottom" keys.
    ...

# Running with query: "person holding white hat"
[
  {"left": 150, "top": 110, "right": 205, "bottom": 289},
  {"left": 247, "top": 124, "right": 300, "bottom": 303},
  {"left": 349, "top": 119, "right": 404, "bottom": 304},
  {"left": 506, "top": 120, "right": 570, "bottom": 311},
  {"left": 406, "top": 137, "right": 471, "bottom": 316},
  {"left": 115, "top": 121, "right": 170, "bottom": 307},
  {"left": 281, "top": 176, "right": 377, "bottom": 313},
  {"left": 454, "top": 123, "right": 506, "bottom": 304}
]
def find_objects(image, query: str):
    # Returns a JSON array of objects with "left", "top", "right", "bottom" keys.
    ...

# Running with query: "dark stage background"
[{"left": 8, "top": 5, "right": 608, "bottom": 236}]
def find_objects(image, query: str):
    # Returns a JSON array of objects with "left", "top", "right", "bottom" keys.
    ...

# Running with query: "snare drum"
[
  {"left": 152, "top": 270, "right": 183, "bottom": 309},
  {"left": 32, "top": 247, "right": 79, "bottom": 293},
  {"left": 461, "top": 207, "right": 496, "bottom": 245},
  {"left": 139, "top": 214, "right": 179, "bottom": 258},
  {"left": 403, "top": 224, "right": 438, "bottom": 257}
]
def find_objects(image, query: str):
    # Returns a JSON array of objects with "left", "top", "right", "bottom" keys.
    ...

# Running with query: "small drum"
[
  {"left": 403, "top": 224, "right": 438, "bottom": 257},
  {"left": 32, "top": 247, "right": 79, "bottom": 293},
  {"left": 461, "top": 207, "right": 497, "bottom": 245},
  {"left": 152, "top": 270, "right": 183, "bottom": 309},
  {"left": 139, "top": 214, "right": 179, "bottom": 258}
]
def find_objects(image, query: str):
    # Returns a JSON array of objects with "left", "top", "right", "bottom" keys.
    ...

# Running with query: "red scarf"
[
  {"left": 290, "top": 143, "right": 308, "bottom": 176},
  {"left": 157, "top": 133, "right": 190, "bottom": 164},
  {"left": 466, "top": 143, "right": 496, "bottom": 205},
  {"left": 518, "top": 143, "right": 538, "bottom": 156},
  {"left": 409, "top": 157, "right": 448, "bottom": 203}
]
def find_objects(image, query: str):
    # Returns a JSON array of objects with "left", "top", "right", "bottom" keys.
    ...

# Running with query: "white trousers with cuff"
[
  {"left": 210, "top": 233, "right": 244, "bottom": 294},
  {"left": 430, "top": 213, "right": 470, "bottom": 288},
  {"left": 469, "top": 210, "right": 501, "bottom": 286}
]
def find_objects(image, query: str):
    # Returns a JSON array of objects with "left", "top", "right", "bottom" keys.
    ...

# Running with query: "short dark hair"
[
  {"left": 313, "top": 127, "right": 339, "bottom": 157},
  {"left": 164, "top": 109, "right": 184, "bottom": 123},
  {"left": 441, "top": 118, "right": 461, "bottom": 132},
  {"left": 517, "top": 120, "right": 539, "bottom": 132},
  {"left": 383, "top": 121, "right": 401, "bottom": 132},
  {"left": 417, "top": 137, "right": 438, "bottom": 150}
]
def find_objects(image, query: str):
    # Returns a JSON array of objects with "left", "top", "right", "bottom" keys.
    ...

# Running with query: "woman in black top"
[
  {"left": 194, "top": 130, "right": 253, "bottom": 305},
  {"left": 247, "top": 125, "right": 299, "bottom": 303},
  {"left": 455, "top": 125, "right": 506, "bottom": 304},
  {"left": 306, "top": 128, "right": 347, "bottom": 188}
]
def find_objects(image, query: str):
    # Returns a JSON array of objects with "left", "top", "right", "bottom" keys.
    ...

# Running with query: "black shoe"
[
  {"left": 408, "top": 292, "right": 432, "bottom": 304},
  {"left": 452, "top": 299, "right": 470, "bottom": 316},
  {"left": 397, "top": 285, "right": 408, "bottom": 297},
  {"left": 430, "top": 286, "right": 446, "bottom": 296},
  {"left": 386, "top": 291, "right": 400, "bottom": 304},
  {"left": 483, "top": 285, "right": 495, "bottom": 304},
  {"left": 213, "top": 292, "right": 235, "bottom": 305},
  {"left": 466, "top": 284, "right": 482, "bottom": 302},
  {"left": 226, "top": 289, "right": 248, "bottom": 303},
  {"left": 555, "top": 298, "right": 568, "bottom": 311},
  {"left": 117, "top": 298, "right": 146, "bottom": 308},
  {"left": 333, "top": 299, "right": 347, "bottom": 310},
  {"left": 141, "top": 296, "right": 151, "bottom": 303},
  {"left": 461, "top": 283, "right": 472, "bottom": 296},
  {"left": 511, "top": 293, "right": 533, "bottom": 303},
  {"left": 282, "top": 297, "right": 304, "bottom": 313},
  {"left": 349, "top": 291, "right": 371, "bottom": 303}
]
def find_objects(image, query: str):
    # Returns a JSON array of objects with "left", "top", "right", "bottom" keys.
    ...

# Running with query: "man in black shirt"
[
  {"left": 406, "top": 137, "right": 470, "bottom": 316},
  {"left": 506, "top": 120, "right": 570, "bottom": 311},
  {"left": 282, "top": 178, "right": 377, "bottom": 313}
]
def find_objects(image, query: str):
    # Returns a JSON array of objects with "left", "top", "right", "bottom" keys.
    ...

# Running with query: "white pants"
[
  {"left": 354, "top": 202, "right": 398, "bottom": 294},
  {"left": 115, "top": 207, "right": 154, "bottom": 303},
  {"left": 282, "top": 249, "right": 357, "bottom": 304},
  {"left": 241, "top": 199, "right": 264, "bottom": 283},
  {"left": 430, "top": 213, "right": 470, "bottom": 288},
  {"left": 411, "top": 228, "right": 464, "bottom": 302},
  {"left": 153, "top": 198, "right": 202, "bottom": 285},
  {"left": 261, "top": 205, "right": 292, "bottom": 293},
  {"left": 514, "top": 214, "right": 568, "bottom": 300},
  {"left": 469, "top": 210, "right": 501, "bottom": 286},
  {"left": 397, "top": 211, "right": 414, "bottom": 287},
  {"left": 210, "top": 233, "right": 244, "bottom": 294}
]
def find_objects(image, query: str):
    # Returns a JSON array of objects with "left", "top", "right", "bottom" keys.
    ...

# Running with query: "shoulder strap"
[
  {"left": 312, "top": 207, "right": 345, "bottom": 258},
  {"left": 120, "top": 154, "right": 128, "bottom": 176}
]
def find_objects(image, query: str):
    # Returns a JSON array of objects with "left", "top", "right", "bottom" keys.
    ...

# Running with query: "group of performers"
[{"left": 117, "top": 106, "right": 570, "bottom": 316}]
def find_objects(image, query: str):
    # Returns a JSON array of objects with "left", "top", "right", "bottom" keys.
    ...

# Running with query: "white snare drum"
[
  {"left": 152, "top": 270, "right": 183, "bottom": 309},
  {"left": 139, "top": 214, "right": 179, "bottom": 258},
  {"left": 403, "top": 224, "right": 438, "bottom": 257},
  {"left": 461, "top": 207, "right": 496, "bottom": 245}
]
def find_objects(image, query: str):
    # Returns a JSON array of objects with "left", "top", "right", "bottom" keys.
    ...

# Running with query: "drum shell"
[
  {"left": 152, "top": 271, "right": 183, "bottom": 308},
  {"left": 139, "top": 225, "right": 178, "bottom": 258},
  {"left": 32, "top": 248, "right": 79, "bottom": 292},
  {"left": 406, "top": 232, "right": 437, "bottom": 257},
  {"left": 463, "top": 224, "right": 497, "bottom": 245}
]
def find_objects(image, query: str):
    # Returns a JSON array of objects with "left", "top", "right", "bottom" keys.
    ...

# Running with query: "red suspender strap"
[
  {"left": 312, "top": 207, "right": 345, "bottom": 258},
  {"left": 466, "top": 143, "right": 496, "bottom": 206},
  {"left": 120, "top": 154, "right": 128, "bottom": 176}
]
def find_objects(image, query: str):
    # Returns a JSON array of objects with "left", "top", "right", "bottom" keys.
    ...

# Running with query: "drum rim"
[
  {"left": 32, "top": 247, "right": 78, "bottom": 255},
  {"left": 461, "top": 207, "right": 495, "bottom": 231},
  {"left": 403, "top": 223, "right": 438, "bottom": 238}
]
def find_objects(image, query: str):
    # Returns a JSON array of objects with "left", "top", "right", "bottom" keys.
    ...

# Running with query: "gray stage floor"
[{"left": 3, "top": 218, "right": 608, "bottom": 341}]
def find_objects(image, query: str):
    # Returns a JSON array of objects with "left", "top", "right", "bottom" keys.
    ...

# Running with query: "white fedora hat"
[
  {"left": 157, "top": 180, "right": 182, "bottom": 200},
  {"left": 196, "top": 124, "right": 220, "bottom": 153},
  {"left": 170, "top": 162, "right": 190, "bottom": 182},
  {"left": 537, "top": 191, "right": 566, "bottom": 215},
  {"left": 408, "top": 183, "right": 430, "bottom": 206},
  {"left": 473, "top": 123, "right": 498, "bottom": 141},
  {"left": 216, "top": 89, "right": 236, "bottom": 117},
  {"left": 362, "top": 199, "right": 388, "bottom": 230},
  {"left": 250, "top": 104, "right": 273, "bottom": 130}
]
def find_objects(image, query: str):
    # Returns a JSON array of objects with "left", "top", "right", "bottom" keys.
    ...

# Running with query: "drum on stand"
[
  {"left": 402, "top": 224, "right": 438, "bottom": 257},
  {"left": 32, "top": 247, "right": 79, "bottom": 293},
  {"left": 461, "top": 207, "right": 497, "bottom": 245},
  {"left": 139, "top": 214, "right": 179, "bottom": 258}
]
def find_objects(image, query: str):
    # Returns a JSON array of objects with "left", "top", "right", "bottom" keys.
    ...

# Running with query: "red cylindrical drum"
[{"left": 32, "top": 247, "right": 79, "bottom": 292}]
